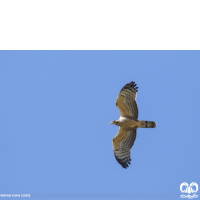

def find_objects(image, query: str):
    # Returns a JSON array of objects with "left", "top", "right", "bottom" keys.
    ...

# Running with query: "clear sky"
[{"left": 0, "top": 51, "right": 199, "bottom": 200}]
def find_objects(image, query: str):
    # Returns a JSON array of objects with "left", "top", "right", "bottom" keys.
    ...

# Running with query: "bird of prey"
[{"left": 110, "top": 81, "right": 156, "bottom": 169}]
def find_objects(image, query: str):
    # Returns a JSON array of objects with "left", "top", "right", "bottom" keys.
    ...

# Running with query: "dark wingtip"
[
  {"left": 115, "top": 155, "right": 131, "bottom": 169},
  {"left": 120, "top": 81, "right": 138, "bottom": 93}
]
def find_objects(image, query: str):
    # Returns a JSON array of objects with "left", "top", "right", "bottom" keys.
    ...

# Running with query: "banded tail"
[{"left": 140, "top": 120, "right": 157, "bottom": 128}]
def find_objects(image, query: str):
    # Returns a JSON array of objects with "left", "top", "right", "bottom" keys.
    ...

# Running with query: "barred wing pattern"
[
  {"left": 116, "top": 81, "right": 139, "bottom": 119},
  {"left": 113, "top": 128, "right": 137, "bottom": 168}
]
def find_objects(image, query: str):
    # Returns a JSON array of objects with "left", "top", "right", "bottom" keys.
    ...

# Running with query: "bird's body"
[
  {"left": 112, "top": 116, "right": 156, "bottom": 129},
  {"left": 110, "top": 81, "right": 156, "bottom": 169}
]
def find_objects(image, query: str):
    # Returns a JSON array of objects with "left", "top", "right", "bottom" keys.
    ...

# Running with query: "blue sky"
[{"left": 0, "top": 51, "right": 199, "bottom": 199}]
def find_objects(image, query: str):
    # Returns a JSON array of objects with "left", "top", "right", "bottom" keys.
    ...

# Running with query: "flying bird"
[{"left": 110, "top": 81, "right": 156, "bottom": 169}]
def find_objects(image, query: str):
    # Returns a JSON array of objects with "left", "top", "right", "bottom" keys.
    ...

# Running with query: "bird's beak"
[{"left": 110, "top": 121, "right": 114, "bottom": 124}]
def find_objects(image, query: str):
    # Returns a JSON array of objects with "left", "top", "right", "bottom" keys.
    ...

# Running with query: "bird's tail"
[{"left": 139, "top": 120, "right": 157, "bottom": 128}]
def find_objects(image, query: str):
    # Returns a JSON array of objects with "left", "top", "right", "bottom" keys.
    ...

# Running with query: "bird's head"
[{"left": 110, "top": 120, "right": 120, "bottom": 126}]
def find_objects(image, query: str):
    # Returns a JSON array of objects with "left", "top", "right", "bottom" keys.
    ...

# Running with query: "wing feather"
[
  {"left": 113, "top": 128, "right": 137, "bottom": 169},
  {"left": 116, "top": 81, "right": 139, "bottom": 119}
]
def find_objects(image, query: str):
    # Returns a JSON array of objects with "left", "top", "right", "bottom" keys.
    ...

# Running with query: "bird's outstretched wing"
[
  {"left": 113, "top": 128, "right": 137, "bottom": 169},
  {"left": 116, "top": 81, "right": 139, "bottom": 119}
]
